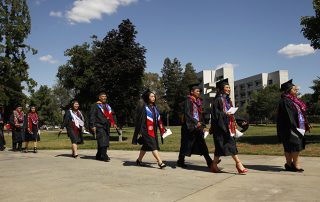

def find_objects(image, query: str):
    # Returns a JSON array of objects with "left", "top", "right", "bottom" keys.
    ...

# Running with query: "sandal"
[{"left": 158, "top": 162, "right": 166, "bottom": 169}]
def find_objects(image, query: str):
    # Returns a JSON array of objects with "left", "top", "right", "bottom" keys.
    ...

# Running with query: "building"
[
  {"left": 197, "top": 66, "right": 235, "bottom": 119},
  {"left": 234, "top": 70, "right": 288, "bottom": 106}
]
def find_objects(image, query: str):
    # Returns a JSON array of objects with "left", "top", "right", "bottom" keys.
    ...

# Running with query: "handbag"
[{"left": 137, "top": 135, "right": 144, "bottom": 145}]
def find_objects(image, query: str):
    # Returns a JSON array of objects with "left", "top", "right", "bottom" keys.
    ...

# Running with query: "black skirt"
[
  {"left": 213, "top": 127, "right": 238, "bottom": 156},
  {"left": 282, "top": 134, "right": 305, "bottom": 153},
  {"left": 25, "top": 125, "right": 40, "bottom": 142}
]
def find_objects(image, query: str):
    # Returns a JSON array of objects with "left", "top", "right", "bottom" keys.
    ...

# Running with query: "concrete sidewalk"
[{"left": 0, "top": 149, "right": 319, "bottom": 202}]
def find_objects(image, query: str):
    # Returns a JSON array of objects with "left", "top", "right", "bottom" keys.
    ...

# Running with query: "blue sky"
[{"left": 26, "top": 0, "right": 319, "bottom": 94}]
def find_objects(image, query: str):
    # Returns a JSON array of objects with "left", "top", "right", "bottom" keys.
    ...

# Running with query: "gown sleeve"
[{"left": 211, "top": 98, "right": 228, "bottom": 133}]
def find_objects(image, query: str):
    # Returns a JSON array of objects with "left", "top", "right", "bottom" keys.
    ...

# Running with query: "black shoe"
[
  {"left": 33, "top": 147, "right": 38, "bottom": 153},
  {"left": 136, "top": 159, "right": 145, "bottom": 166},
  {"left": 72, "top": 154, "right": 78, "bottom": 158},
  {"left": 177, "top": 160, "right": 187, "bottom": 168},
  {"left": 102, "top": 155, "right": 110, "bottom": 162},
  {"left": 292, "top": 164, "right": 304, "bottom": 172},
  {"left": 284, "top": 163, "right": 294, "bottom": 171},
  {"left": 0, "top": 147, "right": 5, "bottom": 151},
  {"left": 158, "top": 162, "right": 166, "bottom": 169}
]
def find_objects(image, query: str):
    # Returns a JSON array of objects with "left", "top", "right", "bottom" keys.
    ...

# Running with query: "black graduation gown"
[
  {"left": 0, "top": 112, "right": 5, "bottom": 148},
  {"left": 89, "top": 104, "right": 113, "bottom": 148},
  {"left": 179, "top": 97, "right": 210, "bottom": 157},
  {"left": 25, "top": 113, "right": 40, "bottom": 142},
  {"left": 9, "top": 112, "right": 26, "bottom": 144},
  {"left": 133, "top": 105, "right": 161, "bottom": 151},
  {"left": 277, "top": 96, "right": 306, "bottom": 152},
  {"left": 62, "top": 110, "right": 84, "bottom": 144},
  {"left": 211, "top": 96, "right": 238, "bottom": 156}
]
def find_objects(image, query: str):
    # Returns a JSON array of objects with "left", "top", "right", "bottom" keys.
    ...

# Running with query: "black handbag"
[{"left": 137, "top": 136, "right": 144, "bottom": 145}]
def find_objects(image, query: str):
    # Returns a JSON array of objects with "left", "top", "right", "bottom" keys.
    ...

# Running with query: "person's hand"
[
  {"left": 91, "top": 127, "right": 96, "bottom": 133},
  {"left": 28, "top": 129, "right": 32, "bottom": 134},
  {"left": 113, "top": 124, "right": 118, "bottom": 130},
  {"left": 59, "top": 128, "right": 63, "bottom": 133},
  {"left": 226, "top": 112, "right": 232, "bottom": 117},
  {"left": 196, "top": 122, "right": 201, "bottom": 128}
]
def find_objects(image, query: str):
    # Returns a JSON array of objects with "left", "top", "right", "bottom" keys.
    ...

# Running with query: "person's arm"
[
  {"left": 89, "top": 105, "right": 97, "bottom": 133},
  {"left": 184, "top": 99, "right": 199, "bottom": 131},
  {"left": 211, "top": 98, "right": 228, "bottom": 133}
]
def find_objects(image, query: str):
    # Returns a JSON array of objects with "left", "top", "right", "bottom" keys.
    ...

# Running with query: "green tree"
[
  {"left": 161, "top": 57, "right": 184, "bottom": 125},
  {"left": 30, "top": 85, "right": 62, "bottom": 126},
  {"left": 57, "top": 19, "right": 146, "bottom": 127},
  {"left": 247, "top": 85, "right": 281, "bottom": 123},
  {"left": 94, "top": 19, "right": 146, "bottom": 127},
  {"left": 181, "top": 63, "right": 198, "bottom": 96},
  {"left": 142, "top": 72, "right": 170, "bottom": 113},
  {"left": 301, "top": 0, "right": 320, "bottom": 49},
  {"left": 0, "top": 0, "right": 37, "bottom": 119}
]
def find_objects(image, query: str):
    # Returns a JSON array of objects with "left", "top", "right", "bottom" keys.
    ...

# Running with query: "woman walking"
[
  {"left": 61, "top": 100, "right": 85, "bottom": 158},
  {"left": 211, "top": 78, "right": 248, "bottom": 174},
  {"left": 277, "top": 79, "right": 310, "bottom": 172},
  {"left": 24, "top": 104, "right": 40, "bottom": 153},
  {"left": 132, "top": 89, "right": 166, "bottom": 169}
]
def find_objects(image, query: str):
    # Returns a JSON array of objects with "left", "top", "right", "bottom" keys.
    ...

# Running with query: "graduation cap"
[
  {"left": 236, "top": 118, "right": 249, "bottom": 132},
  {"left": 216, "top": 78, "right": 229, "bottom": 90},
  {"left": 280, "top": 79, "right": 294, "bottom": 92},
  {"left": 15, "top": 103, "right": 22, "bottom": 108},
  {"left": 29, "top": 104, "right": 37, "bottom": 108},
  {"left": 98, "top": 90, "right": 107, "bottom": 97},
  {"left": 188, "top": 83, "right": 202, "bottom": 92}
]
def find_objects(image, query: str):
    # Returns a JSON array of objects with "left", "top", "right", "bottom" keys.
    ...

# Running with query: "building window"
[
  {"left": 268, "top": 79, "right": 273, "bottom": 85},
  {"left": 240, "top": 84, "right": 245, "bottom": 90},
  {"left": 255, "top": 80, "right": 261, "bottom": 87},
  {"left": 247, "top": 82, "right": 253, "bottom": 89}
]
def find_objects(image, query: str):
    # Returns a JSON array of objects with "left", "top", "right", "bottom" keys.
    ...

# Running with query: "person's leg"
[
  {"left": 18, "top": 141, "right": 22, "bottom": 151},
  {"left": 232, "top": 155, "right": 248, "bottom": 173},
  {"left": 152, "top": 150, "right": 166, "bottom": 168},
  {"left": 24, "top": 141, "right": 29, "bottom": 152},
  {"left": 211, "top": 155, "right": 221, "bottom": 172},
  {"left": 284, "top": 152, "right": 292, "bottom": 165},
  {"left": 72, "top": 143, "right": 78, "bottom": 157},
  {"left": 33, "top": 141, "right": 38, "bottom": 153},
  {"left": 292, "top": 152, "right": 303, "bottom": 170},
  {"left": 100, "top": 146, "right": 109, "bottom": 161},
  {"left": 96, "top": 146, "right": 101, "bottom": 160},
  {"left": 137, "top": 150, "right": 146, "bottom": 162}
]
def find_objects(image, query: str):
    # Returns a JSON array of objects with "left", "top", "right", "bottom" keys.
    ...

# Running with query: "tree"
[
  {"left": 30, "top": 85, "right": 62, "bottom": 126},
  {"left": 57, "top": 19, "right": 146, "bottom": 127},
  {"left": 0, "top": 0, "right": 37, "bottom": 119},
  {"left": 161, "top": 58, "right": 184, "bottom": 125},
  {"left": 94, "top": 19, "right": 146, "bottom": 127},
  {"left": 301, "top": 0, "right": 320, "bottom": 49},
  {"left": 181, "top": 63, "right": 198, "bottom": 96},
  {"left": 142, "top": 72, "right": 169, "bottom": 113},
  {"left": 247, "top": 85, "right": 281, "bottom": 123}
]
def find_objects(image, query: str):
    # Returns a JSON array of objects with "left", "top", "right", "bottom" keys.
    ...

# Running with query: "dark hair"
[
  {"left": 142, "top": 91, "right": 156, "bottom": 104},
  {"left": 29, "top": 105, "right": 37, "bottom": 113},
  {"left": 70, "top": 100, "right": 79, "bottom": 109}
]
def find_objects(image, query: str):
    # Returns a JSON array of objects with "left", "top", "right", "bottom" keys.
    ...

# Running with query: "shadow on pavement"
[{"left": 245, "top": 164, "right": 284, "bottom": 172}]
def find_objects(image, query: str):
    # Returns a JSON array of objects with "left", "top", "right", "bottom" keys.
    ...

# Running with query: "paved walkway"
[{"left": 0, "top": 149, "right": 319, "bottom": 202}]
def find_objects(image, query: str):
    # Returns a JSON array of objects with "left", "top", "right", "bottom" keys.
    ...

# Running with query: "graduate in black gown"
[
  {"left": 177, "top": 84, "right": 213, "bottom": 170},
  {"left": 0, "top": 103, "right": 6, "bottom": 151},
  {"left": 61, "top": 100, "right": 85, "bottom": 158},
  {"left": 132, "top": 90, "right": 167, "bottom": 169},
  {"left": 277, "top": 79, "right": 310, "bottom": 172},
  {"left": 90, "top": 92, "right": 117, "bottom": 162},
  {"left": 24, "top": 104, "right": 40, "bottom": 153},
  {"left": 9, "top": 104, "right": 26, "bottom": 152},
  {"left": 211, "top": 78, "right": 248, "bottom": 174}
]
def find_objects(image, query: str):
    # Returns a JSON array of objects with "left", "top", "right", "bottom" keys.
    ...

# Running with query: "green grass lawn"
[{"left": 3, "top": 124, "right": 320, "bottom": 156}]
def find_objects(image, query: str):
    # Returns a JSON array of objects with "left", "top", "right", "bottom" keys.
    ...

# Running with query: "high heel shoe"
[
  {"left": 292, "top": 164, "right": 304, "bottom": 172},
  {"left": 158, "top": 162, "right": 166, "bottom": 169},
  {"left": 236, "top": 162, "right": 248, "bottom": 174}
]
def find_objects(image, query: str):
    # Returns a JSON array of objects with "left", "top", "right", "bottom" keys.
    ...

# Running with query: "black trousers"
[{"left": 96, "top": 146, "right": 108, "bottom": 160}]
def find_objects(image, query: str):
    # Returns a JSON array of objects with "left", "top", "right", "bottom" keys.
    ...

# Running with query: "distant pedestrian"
[
  {"left": 90, "top": 92, "right": 117, "bottom": 162},
  {"left": 60, "top": 100, "right": 85, "bottom": 158},
  {"left": 9, "top": 104, "right": 25, "bottom": 152},
  {"left": 211, "top": 78, "right": 248, "bottom": 174},
  {"left": 24, "top": 104, "right": 40, "bottom": 153},
  {"left": 132, "top": 89, "right": 167, "bottom": 169},
  {"left": 0, "top": 103, "right": 6, "bottom": 151},
  {"left": 277, "top": 79, "right": 311, "bottom": 172}
]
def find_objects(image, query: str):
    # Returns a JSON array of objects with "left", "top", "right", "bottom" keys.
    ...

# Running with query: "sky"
[{"left": 25, "top": 0, "right": 319, "bottom": 94}]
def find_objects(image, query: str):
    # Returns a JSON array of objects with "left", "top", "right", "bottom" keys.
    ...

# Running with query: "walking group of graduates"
[
  {"left": 0, "top": 104, "right": 40, "bottom": 153},
  {"left": 0, "top": 78, "right": 310, "bottom": 173}
]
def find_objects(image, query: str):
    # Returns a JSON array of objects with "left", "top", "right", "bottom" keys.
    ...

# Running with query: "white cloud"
[
  {"left": 278, "top": 43, "right": 315, "bottom": 58},
  {"left": 66, "top": 0, "right": 138, "bottom": 24},
  {"left": 49, "top": 11, "right": 63, "bottom": 18},
  {"left": 39, "top": 55, "right": 58, "bottom": 64},
  {"left": 214, "top": 63, "right": 238, "bottom": 70}
]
